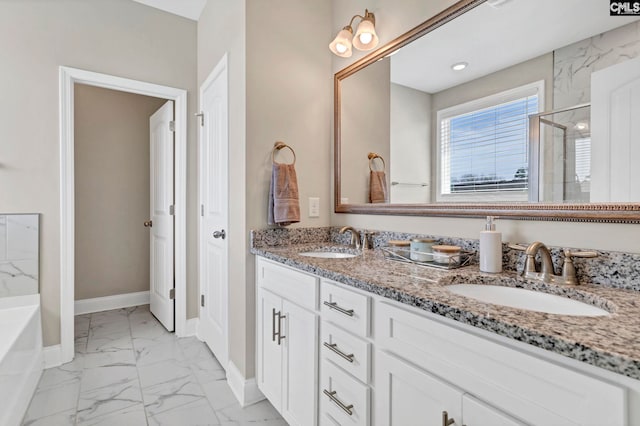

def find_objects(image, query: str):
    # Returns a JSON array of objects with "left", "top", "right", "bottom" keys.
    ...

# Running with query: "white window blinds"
[{"left": 438, "top": 83, "right": 541, "bottom": 199}]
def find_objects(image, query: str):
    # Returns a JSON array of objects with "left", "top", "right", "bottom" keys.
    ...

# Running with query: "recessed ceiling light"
[
  {"left": 451, "top": 62, "right": 468, "bottom": 71},
  {"left": 574, "top": 122, "right": 589, "bottom": 131}
]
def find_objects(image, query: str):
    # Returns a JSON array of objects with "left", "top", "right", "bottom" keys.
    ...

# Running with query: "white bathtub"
[{"left": 0, "top": 294, "right": 43, "bottom": 426}]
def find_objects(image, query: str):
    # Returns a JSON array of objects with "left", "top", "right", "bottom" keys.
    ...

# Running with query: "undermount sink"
[
  {"left": 446, "top": 284, "right": 610, "bottom": 316},
  {"left": 299, "top": 251, "right": 358, "bottom": 259}
]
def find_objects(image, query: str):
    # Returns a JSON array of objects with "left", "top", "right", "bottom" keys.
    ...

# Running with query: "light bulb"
[
  {"left": 359, "top": 32, "right": 373, "bottom": 45},
  {"left": 451, "top": 62, "right": 468, "bottom": 71},
  {"left": 336, "top": 43, "right": 347, "bottom": 54}
]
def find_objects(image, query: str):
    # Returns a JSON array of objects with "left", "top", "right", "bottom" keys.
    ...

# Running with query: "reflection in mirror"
[
  {"left": 337, "top": 0, "right": 640, "bottom": 207},
  {"left": 0, "top": 214, "right": 39, "bottom": 298}
]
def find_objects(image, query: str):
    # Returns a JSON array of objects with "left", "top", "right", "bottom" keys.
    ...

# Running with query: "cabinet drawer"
[
  {"left": 375, "top": 301, "right": 626, "bottom": 426},
  {"left": 320, "top": 360, "right": 369, "bottom": 426},
  {"left": 321, "top": 281, "right": 370, "bottom": 337},
  {"left": 257, "top": 258, "right": 319, "bottom": 310},
  {"left": 321, "top": 321, "right": 370, "bottom": 384}
]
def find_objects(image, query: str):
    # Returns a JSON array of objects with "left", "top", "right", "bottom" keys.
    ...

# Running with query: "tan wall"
[
  {"left": 74, "top": 85, "right": 165, "bottom": 301},
  {"left": 0, "top": 0, "right": 197, "bottom": 346},
  {"left": 245, "top": 0, "right": 332, "bottom": 378},
  {"left": 341, "top": 58, "right": 391, "bottom": 204},
  {"left": 198, "top": 0, "right": 332, "bottom": 378},
  {"left": 331, "top": 0, "right": 640, "bottom": 254},
  {"left": 390, "top": 83, "right": 432, "bottom": 203}
]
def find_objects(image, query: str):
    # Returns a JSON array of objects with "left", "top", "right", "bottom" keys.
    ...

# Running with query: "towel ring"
[
  {"left": 272, "top": 141, "right": 296, "bottom": 165},
  {"left": 368, "top": 152, "right": 385, "bottom": 172}
]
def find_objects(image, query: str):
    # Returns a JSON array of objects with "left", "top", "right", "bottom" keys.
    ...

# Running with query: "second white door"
[
  {"left": 198, "top": 55, "right": 229, "bottom": 367},
  {"left": 149, "top": 100, "right": 175, "bottom": 332}
]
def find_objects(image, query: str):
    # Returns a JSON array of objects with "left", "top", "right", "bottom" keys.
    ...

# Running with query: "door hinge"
[
  {"left": 201, "top": 294, "right": 205, "bottom": 307},
  {"left": 169, "top": 205, "right": 175, "bottom": 216},
  {"left": 169, "top": 288, "right": 175, "bottom": 300},
  {"left": 195, "top": 112, "right": 204, "bottom": 127},
  {"left": 201, "top": 204, "right": 204, "bottom": 217},
  {"left": 169, "top": 121, "right": 176, "bottom": 132}
]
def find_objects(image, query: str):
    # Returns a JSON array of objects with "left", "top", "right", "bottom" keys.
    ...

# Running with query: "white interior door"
[
  {"left": 591, "top": 56, "right": 640, "bottom": 202},
  {"left": 149, "top": 100, "right": 175, "bottom": 331},
  {"left": 198, "top": 55, "right": 229, "bottom": 367}
]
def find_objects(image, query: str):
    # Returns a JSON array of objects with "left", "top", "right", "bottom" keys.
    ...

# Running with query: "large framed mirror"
[{"left": 334, "top": 0, "right": 640, "bottom": 222}]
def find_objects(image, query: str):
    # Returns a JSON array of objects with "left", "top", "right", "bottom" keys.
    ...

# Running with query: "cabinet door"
[
  {"left": 257, "top": 289, "right": 283, "bottom": 411},
  {"left": 375, "top": 350, "right": 463, "bottom": 426},
  {"left": 282, "top": 299, "right": 318, "bottom": 426},
  {"left": 462, "top": 394, "right": 525, "bottom": 426}
]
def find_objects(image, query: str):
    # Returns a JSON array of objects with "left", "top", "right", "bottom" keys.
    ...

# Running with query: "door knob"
[
  {"left": 212, "top": 230, "right": 226, "bottom": 239},
  {"left": 143, "top": 220, "right": 153, "bottom": 228}
]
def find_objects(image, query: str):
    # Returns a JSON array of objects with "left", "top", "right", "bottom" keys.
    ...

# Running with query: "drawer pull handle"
[
  {"left": 442, "top": 411, "right": 455, "bottom": 426},
  {"left": 323, "top": 342, "right": 354, "bottom": 363},
  {"left": 323, "top": 301, "right": 354, "bottom": 317},
  {"left": 323, "top": 389, "right": 354, "bottom": 416},
  {"left": 277, "top": 312, "right": 286, "bottom": 345},
  {"left": 272, "top": 308, "right": 278, "bottom": 342}
]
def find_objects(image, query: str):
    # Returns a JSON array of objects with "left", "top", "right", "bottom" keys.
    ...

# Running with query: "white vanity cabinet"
[
  {"left": 256, "top": 258, "right": 319, "bottom": 426},
  {"left": 375, "top": 301, "right": 626, "bottom": 426},
  {"left": 376, "top": 349, "right": 524, "bottom": 426},
  {"left": 255, "top": 257, "right": 636, "bottom": 426}
]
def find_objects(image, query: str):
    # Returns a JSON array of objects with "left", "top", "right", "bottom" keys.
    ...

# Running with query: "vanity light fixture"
[
  {"left": 451, "top": 62, "right": 468, "bottom": 71},
  {"left": 330, "top": 9, "right": 379, "bottom": 58}
]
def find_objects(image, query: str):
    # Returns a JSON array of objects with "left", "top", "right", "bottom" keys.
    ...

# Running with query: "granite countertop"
[{"left": 251, "top": 242, "right": 640, "bottom": 381}]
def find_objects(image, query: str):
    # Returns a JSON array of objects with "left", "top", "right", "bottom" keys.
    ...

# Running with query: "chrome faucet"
[
  {"left": 509, "top": 242, "right": 598, "bottom": 285},
  {"left": 339, "top": 226, "right": 361, "bottom": 250}
]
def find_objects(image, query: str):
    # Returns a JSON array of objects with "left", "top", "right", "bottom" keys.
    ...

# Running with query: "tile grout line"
[{"left": 129, "top": 308, "right": 151, "bottom": 426}]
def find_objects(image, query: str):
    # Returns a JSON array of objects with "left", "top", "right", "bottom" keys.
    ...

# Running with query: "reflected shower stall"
[{"left": 529, "top": 104, "right": 591, "bottom": 203}]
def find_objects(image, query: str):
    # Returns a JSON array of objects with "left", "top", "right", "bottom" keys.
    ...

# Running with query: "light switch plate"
[{"left": 308, "top": 197, "right": 320, "bottom": 218}]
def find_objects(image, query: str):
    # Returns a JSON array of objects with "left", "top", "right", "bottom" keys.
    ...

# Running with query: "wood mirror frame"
[{"left": 334, "top": 0, "right": 640, "bottom": 223}]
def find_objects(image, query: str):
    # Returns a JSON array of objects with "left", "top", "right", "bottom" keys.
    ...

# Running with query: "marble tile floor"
[{"left": 22, "top": 305, "right": 287, "bottom": 426}]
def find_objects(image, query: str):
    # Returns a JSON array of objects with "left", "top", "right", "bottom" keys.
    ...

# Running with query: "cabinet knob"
[{"left": 143, "top": 220, "right": 152, "bottom": 228}]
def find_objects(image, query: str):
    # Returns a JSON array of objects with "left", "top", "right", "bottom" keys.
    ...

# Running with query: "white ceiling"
[
  {"left": 131, "top": 0, "right": 207, "bottom": 21},
  {"left": 390, "top": 0, "right": 640, "bottom": 93}
]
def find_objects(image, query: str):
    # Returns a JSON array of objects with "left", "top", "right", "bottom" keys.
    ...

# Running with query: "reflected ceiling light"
[
  {"left": 575, "top": 122, "right": 589, "bottom": 131},
  {"left": 330, "top": 9, "right": 379, "bottom": 57},
  {"left": 451, "top": 62, "right": 468, "bottom": 71}
]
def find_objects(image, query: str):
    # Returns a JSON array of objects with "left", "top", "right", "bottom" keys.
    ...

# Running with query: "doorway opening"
[{"left": 59, "top": 66, "right": 188, "bottom": 364}]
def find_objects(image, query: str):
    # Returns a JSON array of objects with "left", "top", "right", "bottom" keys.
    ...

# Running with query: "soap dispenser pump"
[{"left": 480, "top": 216, "right": 502, "bottom": 273}]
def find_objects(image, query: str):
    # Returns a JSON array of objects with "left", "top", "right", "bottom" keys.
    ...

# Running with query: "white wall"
[
  {"left": 331, "top": 0, "right": 640, "bottom": 254},
  {"left": 0, "top": 0, "right": 197, "bottom": 346}
]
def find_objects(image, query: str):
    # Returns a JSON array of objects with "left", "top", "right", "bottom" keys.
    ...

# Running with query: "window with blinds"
[{"left": 437, "top": 81, "right": 542, "bottom": 201}]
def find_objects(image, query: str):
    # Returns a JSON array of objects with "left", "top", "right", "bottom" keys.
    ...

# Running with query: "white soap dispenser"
[{"left": 480, "top": 216, "right": 502, "bottom": 273}]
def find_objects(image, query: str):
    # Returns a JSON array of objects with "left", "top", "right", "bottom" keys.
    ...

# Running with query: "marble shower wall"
[
  {"left": 554, "top": 20, "right": 640, "bottom": 109},
  {"left": 0, "top": 214, "right": 39, "bottom": 297}
]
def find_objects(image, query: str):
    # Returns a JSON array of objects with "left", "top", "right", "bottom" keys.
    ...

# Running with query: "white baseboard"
[
  {"left": 226, "top": 360, "right": 265, "bottom": 407},
  {"left": 75, "top": 291, "right": 150, "bottom": 315},
  {"left": 184, "top": 318, "right": 199, "bottom": 336},
  {"left": 43, "top": 344, "right": 62, "bottom": 369}
]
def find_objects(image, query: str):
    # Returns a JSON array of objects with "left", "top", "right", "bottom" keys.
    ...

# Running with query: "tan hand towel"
[
  {"left": 268, "top": 163, "right": 301, "bottom": 226},
  {"left": 369, "top": 170, "right": 388, "bottom": 203}
]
